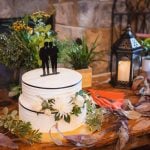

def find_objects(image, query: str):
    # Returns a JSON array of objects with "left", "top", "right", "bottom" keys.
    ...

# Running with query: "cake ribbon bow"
[{"left": 87, "top": 89, "right": 125, "bottom": 109}]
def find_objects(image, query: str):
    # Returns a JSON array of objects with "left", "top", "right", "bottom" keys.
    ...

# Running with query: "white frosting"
[
  {"left": 19, "top": 95, "right": 86, "bottom": 133},
  {"left": 22, "top": 68, "right": 82, "bottom": 88},
  {"left": 19, "top": 68, "right": 86, "bottom": 133}
]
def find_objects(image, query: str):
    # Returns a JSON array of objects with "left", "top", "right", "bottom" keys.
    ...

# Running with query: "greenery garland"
[
  {"left": 38, "top": 90, "right": 104, "bottom": 131},
  {"left": 0, "top": 107, "right": 41, "bottom": 144},
  {"left": 0, "top": 90, "right": 104, "bottom": 145},
  {"left": 39, "top": 90, "right": 87, "bottom": 123}
]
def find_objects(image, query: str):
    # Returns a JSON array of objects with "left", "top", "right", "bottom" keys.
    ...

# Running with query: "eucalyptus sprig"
[
  {"left": 86, "top": 100, "right": 104, "bottom": 132},
  {"left": 0, "top": 107, "right": 42, "bottom": 144}
]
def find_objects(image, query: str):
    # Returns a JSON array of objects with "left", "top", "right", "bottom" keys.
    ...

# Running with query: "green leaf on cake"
[
  {"left": 76, "top": 90, "right": 84, "bottom": 96},
  {"left": 54, "top": 112, "right": 71, "bottom": 123},
  {"left": 64, "top": 114, "right": 71, "bottom": 123},
  {"left": 72, "top": 105, "right": 81, "bottom": 116},
  {"left": 48, "top": 99, "right": 55, "bottom": 104},
  {"left": 54, "top": 112, "right": 61, "bottom": 121},
  {"left": 41, "top": 100, "right": 49, "bottom": 109}
]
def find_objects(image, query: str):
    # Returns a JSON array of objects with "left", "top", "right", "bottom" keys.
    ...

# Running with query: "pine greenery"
[{"left": 0, "top": 107, "right": 41, "bottom": 144}]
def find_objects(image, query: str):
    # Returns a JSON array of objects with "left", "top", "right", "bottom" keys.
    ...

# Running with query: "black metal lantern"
[{"left": 110, "top": 26, "right": 143, "bottom": 88}]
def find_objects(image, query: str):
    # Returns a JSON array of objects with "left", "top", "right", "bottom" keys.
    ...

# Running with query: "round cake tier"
[
  {"left": 19, "top": 68, "right": 86, "bottom": 133},
  {"left": 21, "top": 68, "right": 82, "bottom": 101},
  {"left": 19, "top": 95, "right": 86, "bottom": 133},
  {"left": 22, "top": 68, "right": 82, "bottom": 88}
]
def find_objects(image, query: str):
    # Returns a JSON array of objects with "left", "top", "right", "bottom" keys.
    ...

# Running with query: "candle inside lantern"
[{"left": 118, "top": 60, "right": 131, "bottom": 81}]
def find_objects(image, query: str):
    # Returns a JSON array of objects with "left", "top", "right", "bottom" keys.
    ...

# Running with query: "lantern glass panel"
[
  {"left": 132, "top": 54, "right": 141, "bottom": 78},
  {"left": 111, "top": 53, "right": 117, "bottom": 80},
  {"left": 117, "top": 56, "right": 131, "bottom": 82}
]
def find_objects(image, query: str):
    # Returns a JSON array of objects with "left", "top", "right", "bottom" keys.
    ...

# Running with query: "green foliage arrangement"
[
  {"left": 57, "top": 40, "right": 72, "bottom": 66},
  {"left": 0, "top": 107, "right": 42, "bottom": 144},
  {"left": 68, "top": 37, "right": 99, "bottom": 69},
  {"left": 140, "top": 38, "right": 150, "bottom": 56},
  {"left": 58, "top": 37, "right": 100, "bottom": 70},
  {"left": 0, "top": 11, "right": 56, "bottom": 70},
  {"left": 0, "top": 32, "right": 38, "bottom": 70}
]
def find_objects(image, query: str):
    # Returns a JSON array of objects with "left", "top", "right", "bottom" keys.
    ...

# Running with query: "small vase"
[
  {"left": 142, "top": 56, "right": 150, "bottom": 72},
  {"left": 76, "top": 67, "right": 92, "bottom": 88}
]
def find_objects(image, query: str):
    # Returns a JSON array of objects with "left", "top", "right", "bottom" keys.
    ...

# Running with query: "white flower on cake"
[
  {"left": 36, "top": 90, "right": 88, "bottom": 123},
  {"left": 75, "top": 95, "right": 85, "bottom": 107},
  {"left": 32, "top": 100, "right": 42, "bottom": 112},
  {"left": 44, "top": 109, "right": 51, "bottom": 116},
  {"left": 52, "top": 97, "right": 73, "bottom": 117}
]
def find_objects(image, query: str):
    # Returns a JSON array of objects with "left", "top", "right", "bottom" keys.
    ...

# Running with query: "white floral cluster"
[{"left": 31, "top": 90, "right": 91, "bottom": 123}]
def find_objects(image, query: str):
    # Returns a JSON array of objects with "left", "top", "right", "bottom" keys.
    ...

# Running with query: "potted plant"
[
  {"left": 140, "top": 38, "right": 150, "bottom": 72},
  {"left": 11, "top": 11, "right": 57, "bottom": 67},
  {"left": 0, "top": 32, "right": 34, "bottom": 85},
  {"left": 58, "top": 37, "right": 99, "bottom": 88},
  {"left": 0, "top": 11, "right": 56, "bottom": 87}
]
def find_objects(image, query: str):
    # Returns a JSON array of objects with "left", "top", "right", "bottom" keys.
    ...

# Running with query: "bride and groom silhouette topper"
[{"left": 39, "top": 41, "right": 59, "bottom": 76}]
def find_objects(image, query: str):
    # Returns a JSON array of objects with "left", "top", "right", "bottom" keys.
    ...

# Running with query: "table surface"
[{"left": 0, "top": 75, "right": 150, "bottom": 150}]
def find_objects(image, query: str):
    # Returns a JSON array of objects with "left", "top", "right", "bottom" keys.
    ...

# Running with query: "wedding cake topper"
[{"left": 39, "top": 41, "right": 59, "bottom": 76}]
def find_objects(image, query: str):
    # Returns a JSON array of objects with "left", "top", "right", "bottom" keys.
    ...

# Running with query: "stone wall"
[
  {"left": 0, "top": 0, "right": 114, "bottom": 75},
  {"left": 55, "top": 0, "right": 113, "bottom": 74}
]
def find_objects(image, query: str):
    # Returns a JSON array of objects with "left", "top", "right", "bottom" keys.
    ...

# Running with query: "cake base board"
[{"left": 41, "top": 124, "right": 92, "bottom": 143}]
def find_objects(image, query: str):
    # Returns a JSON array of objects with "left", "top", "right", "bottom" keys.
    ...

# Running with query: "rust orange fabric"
[{"left": 88, "top": 89, "right": 125, "bottom": 109}]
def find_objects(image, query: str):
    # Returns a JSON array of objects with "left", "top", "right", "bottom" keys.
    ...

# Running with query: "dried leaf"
[
  {"left": 139, "top": 96, "right": 150, "bottom": 103},
  {"left": 113, "top": 109, "right": 126, "bottom": 118},
  {"left": 116, "top": 120, "right": 129, "bottom": 150},
  {"left": 122, "top": 110, "right": 141, "bottom": 120},
  {"left": 139, "top": 112, "right": 150, "bottom": 117},
  {"left": 98, "top": 124, "right": 118, "bottom": 138},
  {"left": 132, "top": 76, "right": 144, "bottom": 91},
  {"left": 141, "top": 79, "right": 150, "bottom": 96},
  {"left": 122, "top": 99, "right": 134, "bottom": 110},
  {"left": 65, "top": 134, "right": 97, "bottom": 147},
  {"left": 127, "top": 100, "right": 134, "bottom": 110},
  {"left": 49, "top": 123, "right": 97, "bottom": 148},
  {"left": 135, "top": 102, "right": 150, "bottom": 113},
  {"left": 0, "top": 133, "right": 18, "bottom": 149}
]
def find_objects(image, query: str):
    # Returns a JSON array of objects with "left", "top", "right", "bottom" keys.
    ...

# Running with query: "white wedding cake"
[{"left": 19, "top": 68, "right": 87, "bottom": 133}]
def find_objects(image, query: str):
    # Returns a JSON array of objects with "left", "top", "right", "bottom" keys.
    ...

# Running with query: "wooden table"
[{"left": 0, "top": 75, "right": 150, "bottom": 150}]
